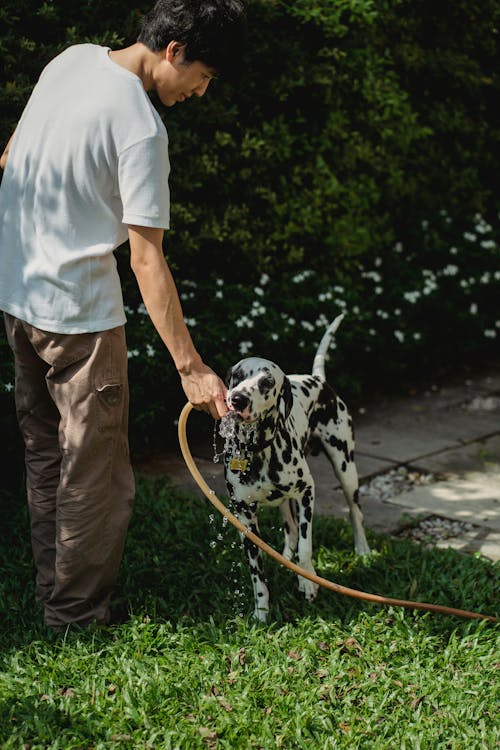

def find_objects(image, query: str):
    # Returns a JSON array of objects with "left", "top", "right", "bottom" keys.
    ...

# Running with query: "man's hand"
[{"left": 179, "top": 361, "right": 228, "bottom": 420}]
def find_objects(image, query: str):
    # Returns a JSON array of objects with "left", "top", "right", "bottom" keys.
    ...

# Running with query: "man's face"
[{"left": 154, "top": 43, "right": 216, "bottom": 107}]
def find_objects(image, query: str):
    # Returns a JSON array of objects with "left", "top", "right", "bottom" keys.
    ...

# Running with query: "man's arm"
[
  {"left": 128, "top": 224, "right": 228, "bottom": 419},
  {"left": 0, "top": 131, "right": 15, "bottom": 170}
]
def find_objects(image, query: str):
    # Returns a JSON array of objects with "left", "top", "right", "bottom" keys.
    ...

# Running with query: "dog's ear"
[{"left": 280, "top": 376, "right": 293, "bottom": 421}]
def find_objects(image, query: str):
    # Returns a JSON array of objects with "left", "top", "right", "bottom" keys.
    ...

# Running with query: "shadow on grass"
[{"left": 0, "top": 474, "right": 498, "bottom": 651}]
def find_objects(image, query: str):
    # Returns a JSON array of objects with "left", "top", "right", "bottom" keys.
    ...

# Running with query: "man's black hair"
[{"left": 137, "top": 0, "right": 246, "bottom": 78}]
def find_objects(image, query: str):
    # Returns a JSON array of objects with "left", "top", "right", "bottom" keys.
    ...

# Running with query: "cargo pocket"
[{"left": 96, "top": 382, "right": 124, "bottom": 432}]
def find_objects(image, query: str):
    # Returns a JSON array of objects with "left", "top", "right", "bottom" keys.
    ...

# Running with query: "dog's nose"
[{"left": 230, "top": 392, "right": 249, "bottom": 412}]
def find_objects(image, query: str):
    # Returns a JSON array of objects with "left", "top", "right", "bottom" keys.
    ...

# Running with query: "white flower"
[
  {"left": 333, "top": 285, "right": 345, "bottom": 293},
  {"left": 254, "top": 287, "right": 264, "bottom": 297},
  {"left": 449, "top": 246, "right": 458, "bottom": 255},
  {"left": 480, "top": 273, "right": 491, "bottom": 284},
  {"left": 4, "top": 382, "right": 13, "bottom": 392},
  {"left": 404, "top": 291, "right": 420, "bottom": 303},
  {"left": 270, "top": 333, "right": 279, "bottom": 341},
  {"left": 441, "top": 264, "right": 459, "bottom": 276},
  {"left": 484, "top": 330, "right": 497, "bottom": 339},
  {"left": 292, "top": 270, "right": 314, "bottom": 283},
  {"left": 127, "top": 349, "right": 140, "bottom": 359},
  {"left": 146, "top": 344, "right": 156, "bottom": 357},
  {"left": 470, "top": 303, "right": 478, "bottom": 315},
  {"left": 215, "top": 290, "right": 223, "bottom": 299},
  {"left": 336, "top": 299, "right": 347, "bottom": 308},
  {"left": 374, "top": 286, "right": 383, "bottom": 295},
  {"left": 287, "top": 317, "right": 296, "bottom": 326},
  {"left": 137, "top": 303, "right": 148, "bottom": 315},
  {"left": 250, "top": 303, "right": 266, "bottom": 317},
  {"left": 301, "top": 320, "right": 315, "bottom": 332},
  {"left": 394, "top": 242, "right": 403, "bottom": 253},
  {"left": 318, "top": 292, "right": 332, "bottom": 302},
  {"left": 216, "top": 278, "right": 224, "bottom": 286},
  {"left": 239, "top": 340, "right": 253, "bottom": 354},
  {"left": 315, "top": 314, "right": 329, "bottom": 328},
  {"left": 413, "top": 332, "right": 422, "bottom": 341},
  {"left": 362, "top": 270, "right": 382, "bottom": 283},
  {"left": 123, "top": 305, "right": 134, "bottom": 315},
  {"left": 474, "top": 216, "right": 492, "bottom": 234},
  {"left": 184, "top": 317, "right": 197, "bottom": 327},
  {"left": 235, "top": 315, "right": 254, "bottom": 329},
  {"left": 463, "top": 232, "right": 476, "bottom": 242},
  {"left": 260, "top": 273, "right": 270, "bottom": 285},
  {"left": 480, "top": 240, "right": 496, "bottom": 250},
  {"left": 394, "top": 330, "right": 405, "bottom": 343}
]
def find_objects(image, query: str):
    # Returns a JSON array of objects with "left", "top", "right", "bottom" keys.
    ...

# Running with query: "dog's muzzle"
[{"left": 227, "top": 391, "right": 255, "bottom": 421}]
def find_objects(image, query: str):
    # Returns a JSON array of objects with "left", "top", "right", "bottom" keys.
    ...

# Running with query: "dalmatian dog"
[{"left": 220, "top": 314, "right": 371, "bottom": 621}]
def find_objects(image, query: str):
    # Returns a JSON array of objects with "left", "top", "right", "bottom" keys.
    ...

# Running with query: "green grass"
[{"left": 0, "top": 475, "right": 498, "bottom": 749}]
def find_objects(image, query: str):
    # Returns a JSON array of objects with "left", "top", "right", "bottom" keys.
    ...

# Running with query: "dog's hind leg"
[
  {"left": 316, "top": 411, "right": 371, "bottom": 556},
  {"left": 232, "top": 498, "right": 270, "bottom": 622},
  {"left": 295, "top": 483, "right": 320, "bottom": 602}
]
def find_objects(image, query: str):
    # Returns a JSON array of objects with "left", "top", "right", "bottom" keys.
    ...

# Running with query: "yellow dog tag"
[{"left": 229, "top": 457, "right": 248, "bottom": 472}]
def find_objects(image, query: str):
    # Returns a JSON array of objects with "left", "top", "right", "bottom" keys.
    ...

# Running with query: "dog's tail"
[{"left": 312, "top": 313, "right": 345, "bottom": 379}]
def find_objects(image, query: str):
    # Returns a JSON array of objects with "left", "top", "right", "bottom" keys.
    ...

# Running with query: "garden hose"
[{"left": 178, "top": 403, "right": 497, "bottom": 623}]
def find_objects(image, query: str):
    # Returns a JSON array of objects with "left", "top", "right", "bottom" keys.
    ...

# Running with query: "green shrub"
[{"left": 0, "top": 0, "right": 499, "bottom": 462}]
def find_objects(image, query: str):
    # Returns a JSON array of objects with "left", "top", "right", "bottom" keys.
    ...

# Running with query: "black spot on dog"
[
  {"left": 268, "top": 489, "right": 283, "bottom": 501},
  {"left": 300, "top": 522, "right": 308, "bottom": 539}
]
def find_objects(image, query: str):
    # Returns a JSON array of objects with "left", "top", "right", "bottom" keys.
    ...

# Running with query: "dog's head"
[{"left": 225, "top": 357, "right": 293, "bottom": 423}]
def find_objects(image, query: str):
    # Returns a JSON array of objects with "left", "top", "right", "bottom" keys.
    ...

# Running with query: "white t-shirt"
[{"left": 0, "top": 44, "right": 170, "bottom": 333}]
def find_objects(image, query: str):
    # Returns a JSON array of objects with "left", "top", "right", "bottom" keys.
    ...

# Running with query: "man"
[{"left": 0, "top": 0, "right": 246, "bottom": 629}]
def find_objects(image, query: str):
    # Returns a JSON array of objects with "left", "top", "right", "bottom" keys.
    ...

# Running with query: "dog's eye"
[{"left": 260, "top": 374, "right": 275, "bottom": 390}]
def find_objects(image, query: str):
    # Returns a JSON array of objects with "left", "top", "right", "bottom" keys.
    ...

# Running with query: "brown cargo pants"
[{"left": 4, "top": 313, "right": 135, "bottom": 628}]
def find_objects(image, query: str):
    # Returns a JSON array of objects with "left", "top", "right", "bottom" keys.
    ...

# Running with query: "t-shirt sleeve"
[{"left": 118, "top": 134, "right": 170, "bottom": 229}]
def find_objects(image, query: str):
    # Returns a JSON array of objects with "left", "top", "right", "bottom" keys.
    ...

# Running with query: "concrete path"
[{"left": 136, "top": 363, "right": 500, "bottom": 562}]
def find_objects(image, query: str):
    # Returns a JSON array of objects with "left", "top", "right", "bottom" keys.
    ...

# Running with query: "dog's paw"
[
  {"left": 253, "top": 607, "right": 269, "bottom": 623},
  {"left": 298, "top": 575, "right": 319, "bottom": 602},
  {"left": 355, "top": 541, "right": 372, "bottom": 556}
]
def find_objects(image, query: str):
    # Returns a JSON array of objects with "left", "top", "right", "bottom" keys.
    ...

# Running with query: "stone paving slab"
[
  {"left": 386, "top": 473, "right": 500, "bottom": 531},
  {"left": 353, "top": 371, "right": 500, "bottom": 464},
  {"left": 434, "top": 529, "right": 500, "bottom": 561},
  {"left": 412, "top": 434, "right": 500, "bottom": 476}
]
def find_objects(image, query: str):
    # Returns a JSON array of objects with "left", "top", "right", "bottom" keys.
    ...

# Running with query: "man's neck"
[{"left": 108, "top": 43, "right": 159, "bottom": 91}]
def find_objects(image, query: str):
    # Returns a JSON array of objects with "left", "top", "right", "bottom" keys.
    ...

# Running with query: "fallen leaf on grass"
[
  {"left": 411, "top": 695, "right": 426, "bottom": 710},
  {"left": 199, "top": 727, "right": 218, "bottom": 749}
]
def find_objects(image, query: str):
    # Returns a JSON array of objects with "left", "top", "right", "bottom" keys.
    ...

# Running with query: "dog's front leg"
[
  {"left": 232, "top": 498, "right": 269, "bottom": 622},
  {"left": 296, "top": 485, "right": 319, "bottom": 602},
  {"left": 280, "top": 498, "right": 298, "bottom": 561}
]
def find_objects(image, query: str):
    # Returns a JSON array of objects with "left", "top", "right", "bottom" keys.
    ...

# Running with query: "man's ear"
[{"left": 165, "top": 40, "right": 186, "bottom": 63}]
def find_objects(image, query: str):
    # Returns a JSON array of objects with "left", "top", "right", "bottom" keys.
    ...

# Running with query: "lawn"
[{"left": 0, "top": 475, "right": 498, "bottom": 749}]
